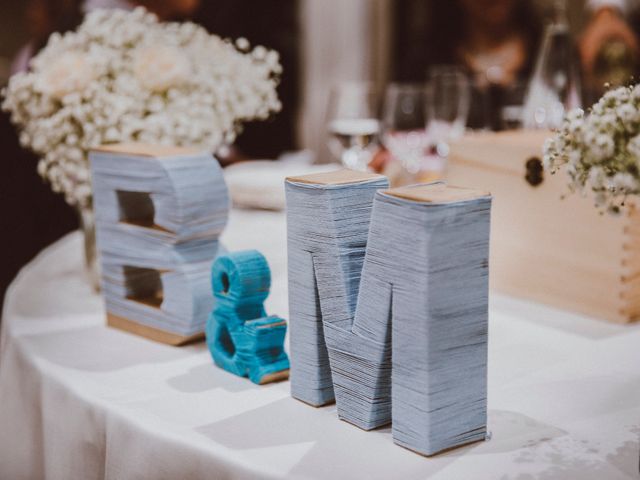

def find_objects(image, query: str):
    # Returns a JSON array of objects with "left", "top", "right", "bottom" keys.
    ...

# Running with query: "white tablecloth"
[{"left": 2, "top": 209, "right": 640, "bottom": 480}]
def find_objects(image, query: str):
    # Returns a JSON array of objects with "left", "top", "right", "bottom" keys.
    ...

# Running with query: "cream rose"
[
  {"left": 133, "top": 45, "right": 190, "bottom": 92},
  {"left": 37, "top": 52, "right": 96, "bottom": 100}
]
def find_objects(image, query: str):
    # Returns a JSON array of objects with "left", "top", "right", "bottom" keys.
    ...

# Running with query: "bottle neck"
[{"left": 552, "top": 0, "right": 569, "bottom": 27}]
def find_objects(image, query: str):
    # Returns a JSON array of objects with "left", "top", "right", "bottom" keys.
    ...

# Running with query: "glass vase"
[{"left": 77, "top": 205, "right": 101, "bottom": 292}]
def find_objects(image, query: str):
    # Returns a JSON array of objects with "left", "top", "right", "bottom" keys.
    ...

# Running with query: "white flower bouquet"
[
  {"left": 2, "top": 7, "right": 282, "bottom": 207},
  {"left": 543, "top": 84, "right": 640, "bottom": 215}
]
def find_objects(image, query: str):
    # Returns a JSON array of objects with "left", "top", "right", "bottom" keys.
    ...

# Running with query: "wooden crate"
[{"left": 448, "top": 130, "right": 640, "bottom": 323}]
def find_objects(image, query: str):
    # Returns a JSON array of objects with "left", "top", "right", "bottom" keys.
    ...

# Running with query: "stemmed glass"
[
  {"left": 381, "top": 83, "right": 431, "bottom": 175},
  {"left": 326, "top": 83, "right": 381, "bottom": 171},
  {"left": 427, "top": 65, "right": 471, "bottom": 158}
]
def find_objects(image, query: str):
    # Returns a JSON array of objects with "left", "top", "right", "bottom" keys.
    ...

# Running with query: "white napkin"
[{"left": 223, "top": 151, "right": 336, "bottom": 211}]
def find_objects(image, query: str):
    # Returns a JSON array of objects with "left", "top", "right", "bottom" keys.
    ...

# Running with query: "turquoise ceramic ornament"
[{"left": 206, "top": 250, "right": 289, "bottom": 384}]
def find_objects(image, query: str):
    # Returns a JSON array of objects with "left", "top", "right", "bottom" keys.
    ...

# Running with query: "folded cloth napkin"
[{"left": 223, "top": 151, "right": 336, "bottom": 211}]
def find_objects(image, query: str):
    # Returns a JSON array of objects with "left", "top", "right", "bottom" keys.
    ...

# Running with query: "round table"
[{"left": 2, "top": 209, "right": 640, "bottom": 479}]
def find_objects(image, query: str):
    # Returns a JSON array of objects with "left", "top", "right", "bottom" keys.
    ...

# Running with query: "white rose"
[
  {"left": 36, "top": 52, "right": 96, "bottom": 100},
  {"left": 133, "top": 45, "right": 190, "bottom": 92}
]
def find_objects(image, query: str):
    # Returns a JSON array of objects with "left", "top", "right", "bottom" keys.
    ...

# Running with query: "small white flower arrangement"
[
  {"left": 2, "top": 7, "right": 282, "bottom": 207},
  {"left": 543, "top": 84, "right": 640, "bottom": 215}
]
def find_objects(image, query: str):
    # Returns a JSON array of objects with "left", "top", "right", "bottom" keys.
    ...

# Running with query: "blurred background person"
[
  {"left": 580, "top": 0, "right": 640, "bottom": 102},
  {"left": 394, "top": 0, "right": 543, "bottom": 131},
  {"left": 393, "top": 0, "right": 640, "bottom": 130},
  {"left": 370, "top": 0, "right": 640, "bottom": 173},
  {"left": 370, "top": 0, "right": 544, "bottom": 175}
]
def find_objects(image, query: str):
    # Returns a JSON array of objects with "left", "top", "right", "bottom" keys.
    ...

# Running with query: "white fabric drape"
[{"left": 2, "top": 209, "right": 640, "bottom": 479}]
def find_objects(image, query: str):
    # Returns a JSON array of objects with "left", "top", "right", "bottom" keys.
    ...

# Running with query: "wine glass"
[
  {"left": 326, "top": 83, "right": 380, "bottom": 171},
  {"left": 381, "top": 83, "right": 431, "bottom": 175},
  {"left": 427, "top": 65, "right": 471, "bottom": 157}
]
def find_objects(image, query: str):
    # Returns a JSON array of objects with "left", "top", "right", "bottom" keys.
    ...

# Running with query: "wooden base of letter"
[{"left": 107, "top": 313, "right": 205, "bottom": 346}]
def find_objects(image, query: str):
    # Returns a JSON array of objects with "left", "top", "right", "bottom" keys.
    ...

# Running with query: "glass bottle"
[{"left": 522, "top": 0, "right": 581, "bottom": 129}]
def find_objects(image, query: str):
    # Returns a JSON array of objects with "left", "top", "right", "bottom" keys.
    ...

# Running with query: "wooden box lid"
[{"left": 449, "top": 130, "right": 551, "bottom": 176}]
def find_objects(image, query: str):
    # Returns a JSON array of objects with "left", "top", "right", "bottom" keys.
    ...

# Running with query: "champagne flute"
[
  {"left": 427, "top": 65, "right": 470, "bottom": 158},
  {"left": 326, "top": 83, "right": 380, "bottom": 171},
  {"left": 381, "top": 83, "right": 431, "bottom": 175}
]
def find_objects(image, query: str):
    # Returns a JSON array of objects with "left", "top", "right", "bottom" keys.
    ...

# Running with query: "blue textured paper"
[
  {"left": 285, "top": 177, "right": 391, "bottom": 427},
  {"left": 206, "top": 250, "right": 290, "bottom": 384},
  {"left": 285, "top": 173, "right": 492, "bottom": 455},
  {"left": 90, "top": 147, "right": 229, "bottom": 338}
]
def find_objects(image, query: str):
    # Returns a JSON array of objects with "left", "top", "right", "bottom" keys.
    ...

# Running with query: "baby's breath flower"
[
  {"left": 611, "top": 172, "right": 637, "bottom": 191},
  {"left": 543, "top": 84, "right": 640, "bottom": 214},
  {"left": 1, "top": 7, "right": 281, "bottom": 207}
]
